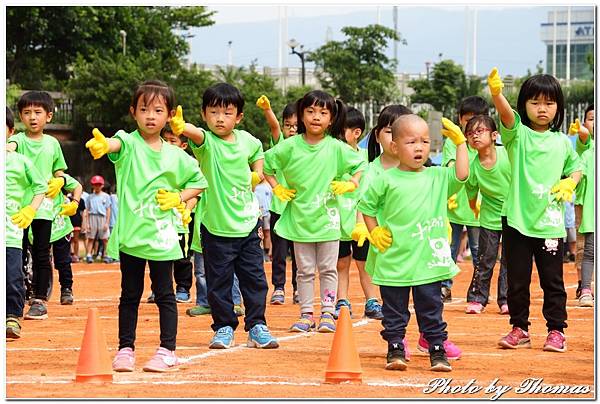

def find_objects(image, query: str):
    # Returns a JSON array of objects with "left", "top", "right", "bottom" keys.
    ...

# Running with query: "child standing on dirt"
[
  {"left": 359, "top": 114, "right": 468, "bottom": 372},
  {"left": 264, "top": 90, "right": 366, "bottom": 333},
  {"left": 86, "top": 80, "right": 207, "bottom": 372},
  {"left": 489, "top": 68, "right": 581, "bottom": 353}
]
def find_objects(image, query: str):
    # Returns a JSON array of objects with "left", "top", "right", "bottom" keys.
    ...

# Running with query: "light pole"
[
  {"left": 287, "top": 38, "right": 306, "bottom": 86},
  {"left": 425, "top": 61, "right": 431, "bottom": 80},
  {"left": 119, "top": 30, "right": 127, "bottom": 56}
]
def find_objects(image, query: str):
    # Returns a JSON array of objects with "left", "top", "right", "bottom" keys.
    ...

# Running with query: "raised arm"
[
  {"left": 441, "top": 118, "right": 469, "bottom": 181},
  {"left": 488, "top": 67, "right": 515, "bottom": 130},
  {"left": 86, "top": 128, "right": 122, "bottom": 159},
  {"left": 256, "top": 95, "right": 282, "bottom": 142},
  {"left": 170, "top": 105, "right": 205, "bottom": 146}
]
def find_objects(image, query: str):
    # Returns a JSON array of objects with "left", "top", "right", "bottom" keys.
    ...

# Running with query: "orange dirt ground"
[{"left": 6, "top": 259, "right": 595, "bottom": 399}]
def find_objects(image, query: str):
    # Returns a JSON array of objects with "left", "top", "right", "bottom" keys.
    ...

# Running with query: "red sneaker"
[
  {"left": 542, "top": 330, "right": 567, "bottom": 353},
  {"left": 498, "top": 327, "right": 531, "bottom": 349}
]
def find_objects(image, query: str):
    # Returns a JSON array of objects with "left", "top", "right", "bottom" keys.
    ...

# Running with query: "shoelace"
[
  {"left": 216, "top": 328, "right": 232, "bottom": 338},
  {"left": 253, "top": 325, "right": 272, "bottom": 338}
]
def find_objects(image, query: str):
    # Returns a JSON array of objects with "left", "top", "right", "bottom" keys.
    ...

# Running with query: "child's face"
[
  {"left": 375, "top": 125, "right": 394, "bottom": 155},
  {"left": 302, "top": 104, "right": 332, "bottom": 137},
  {"left": 282, "top": 114, "right": 298, "bottom": 137},
  {"left": 584, "top": 109, "right": 594, "bottom": 135},
  {"left": 525, "top": 95, "right": 557, "bottom": 131},
  {"left": 390, "top": 120, "right": 431, "bottom": 172},
  {"left": 19, "top": 104, "right": 53, "bottom": 135},
  {"left": 459, "top": 112, "right": 475, "bottom": 131},
  {"left": 343, "top": 127, "right": 362, "bottom": 146},
  {"left": 466, "top": 122, "right": 497, "bottom": 151},
  {"left": 163, "top": 131, "right": 186, "bottom": 149},
  {"left": 92, "top": 184, "right": 103, "bottom": 193},
  {"left": 130, "top": 94, "right": 171, "bottom": 137},
  {"left": 201, "top": 103, "right": 243, "bottom": 138}
]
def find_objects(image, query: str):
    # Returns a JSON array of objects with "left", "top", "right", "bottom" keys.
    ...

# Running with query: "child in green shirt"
[
  {"left": 489, "top": 68, "right": 581, "bottom": 353},
  {"left": 6, "top": 106, "right": 47, "bottom": 338},
  {"left": 7, "top": 91, "right": 69, "bottom": 321},
  {"left": 85, "top": 80, "right": 207, "bottom": 372},
  {"left": 172, "top": 82, "right": 279, "bottom": 350},
  {"left": 264, "top": 90, "right": 366, "bottom": 334},
  {"left": 359, "top": 114, "right": 469, "bottom": 372},
  {"left": 464, "top": 115, "right": 510, "bottom": 315},
  {"left": 256, "top": 95, "right": 299, "bottom": 305}
]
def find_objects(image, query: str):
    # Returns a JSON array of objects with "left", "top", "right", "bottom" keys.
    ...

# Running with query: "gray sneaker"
[{"left": 24, "top": 299, "right": 48, "bottom": 320}]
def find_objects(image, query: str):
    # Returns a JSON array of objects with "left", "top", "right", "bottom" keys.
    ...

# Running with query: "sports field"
[{"left": 6, "top": 259, "right": 595, "bottom": 399}]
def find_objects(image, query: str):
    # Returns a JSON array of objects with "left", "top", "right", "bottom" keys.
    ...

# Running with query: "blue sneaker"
[
  {"left": 247, "top": 324, "right": 279, "bottom": 349},
  {"left": 334, "top": 299, "right": 352, "bottom": 319},
  {"left": 175, "top": 290, "right": 191, "bottom": 303},
  {"left": 364, "top": 298, "right": 384, "bottom": 320},
  {"left": 209, "top": 326, "right": 234, "bottom": 349}
]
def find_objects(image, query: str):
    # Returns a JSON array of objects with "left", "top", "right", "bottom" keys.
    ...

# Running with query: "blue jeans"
[
  {"left": 193, "top": 252, "right": 242, "bottom": 307},
  {"left": 442, "top": 223, "right": 480, "bottom": 289},
  {"left": 7, "top": 247, "right": 25, "bottom": 318}
]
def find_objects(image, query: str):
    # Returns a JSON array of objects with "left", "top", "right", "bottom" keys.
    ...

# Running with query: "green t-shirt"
[
  {"left": 189, "top": 129, "right": 263, "bottom": 238},
  {"left": 358, "top": 166, "right": 463, "bottom": 287},
  {"left": 107, "top": 130, "right": 208, "bottom": 261},
  {"left": 465, "top": 146, "right": 511, "bottom": 231},
  {"left": 442, "top": 139, "right": 479, "bottom": 226},
  {"left": 9, "top": 132, "right": 68, "bottom": 220},
  {"left": 173, "top": 154, "right": 199, "bottom": 235},
  {"left": 500, "top": 111, "right": 581, "bottom": 238},
  {"left": 338, "top": 147, "right": 369, "bottom": 241},
  {"left": 264, "top": 134, "right": 367, "bottom": 242},
  {"left": 5, "top": 152, "right": 47, "bottom": 249},
  {"left": 268, "top": 133, "right": 291, "bottom": 215},
  {"left": 362, "top": 157, "right": 385, "bottom": 277},
  {"left": 575, "top": 139, "right": 594, "bottom": 233}
]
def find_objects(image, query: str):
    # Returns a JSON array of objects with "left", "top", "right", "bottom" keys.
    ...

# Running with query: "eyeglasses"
[
  {"left": 466, "top": 127, "right": 491, "bottom": 138},
  {"left": 283, "top": 123, "right": 297, "bottom": 130}
]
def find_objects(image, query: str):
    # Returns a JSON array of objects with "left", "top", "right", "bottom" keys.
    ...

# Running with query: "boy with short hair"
[
  {"left": 6, "top": 106, "right": 48, "bottom": 337},
  {"left": 359, "top": 114, "right": 469, "bottom": 372},
  {"left": 335, "top": 106, "right": 383, "bottom": 320},
  {"left": 7, "top": 91, "right": 69, "bottom": 320},
  {"left": 172, "top": 83, "right": 278, "bottom": 349},
  {"left": 84, "top": 175, "right": 111, "bottom": 264},
  {"left": 440, "top": 96, "right": 488, "bottom": 302}
]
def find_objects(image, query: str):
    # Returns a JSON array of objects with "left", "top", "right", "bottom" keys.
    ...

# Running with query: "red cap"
[{"left": 90, "top": 175, "right": 105, "bottom": 185}]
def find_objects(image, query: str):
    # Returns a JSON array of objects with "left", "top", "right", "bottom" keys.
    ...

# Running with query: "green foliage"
[
  {"left": 284, "top": 85, "right": 313, "bottom": 105},
  {"left": 564, "top": 80, "right": 594, "bottom": 106},
  {"left": 6, "top": 83, "right": 22, "bottom": 109},
  {"left": 587, "top": 51, "right": 594, "bottom": 74},
  {"left": 309, "top": 24, "right": 402, "bottom": 104}
]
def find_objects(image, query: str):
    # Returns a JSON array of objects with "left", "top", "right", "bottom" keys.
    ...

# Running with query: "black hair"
[
  {"left": 282, "top": 102, "right": 297, "bottom": 121},
  {"left": 345, "top": 106, "right": 366, "bottom": 132},
  {"left": 17, "top": 91, "right": 54, "bottom": 114},
  {"left": 584, "top": 104, "right": 594, "bottom": 120},
  {"left": 517, "top": 74, "right": 564, "bottom": 132},
  {"left": 367, "top": 104, "right": 412, "bottom": 162},
  {"left": 296, "top": 90, "right": 346, "bottom": 140},
  {"left": 458, "top": 96, "right": 489, "bottom": 118},
  {"left": 161, "top": 125, "right": 188, "bottom": 144},
  {"left": 202, "top": 82, "right": 244, "bottom": 114},
  {"left": 6, "top": 106, "right": 14, "bottom": 130},
  {"left": 465, "top": 115, "right": 498, "bottom": 134},
  {"left": 131, "top": 80, "right": 175, "bottom": 113}
]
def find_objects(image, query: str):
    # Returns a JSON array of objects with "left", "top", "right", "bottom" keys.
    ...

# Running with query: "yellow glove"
[
  {"left": 11, "top": 206, "right": 36, "bottom": 229},
  {"left": 156, "top": 189, "right": 182, "bottom": 211},
  {"left": 370, "top": 226, "right": 392, "bottom": 253},
  {"left": 46, "top": 177, "right": 65, "bottom": 198},
  {"left": 568, "top": 119, "right": 581, "bottom": 135},
  {"left": 551, "top": 178, "right": 577, "bottom": 202},
  {"left": 487, "top": 67, "right": 504, "bottom": 96},
  {"left": 447, "top": 194, "right": 458, "bottom": 210},
  {"left": 251, "top": 171, "right": 261, "bottom": 190},
  {"left": 447, "top": 220, "right": 452, "bottom": 242},
  {"left": 441, "top": 117, "right": 466, "bottom": 146},
  {"left": 471, "top": 200, "right": 481, "bottom": 219},
  {"left": 350, "top": 222, "right": 370, "bottom": 247},
  {"left": 176, "top": 202, "right": 192, "bottom": 226},
  {"left": 60, "top": 201, "right": 78, "bottom": 216},
  {"left": 330, "top": 180, "right": 357, "bottom": 195},
  {"left": 256, "top": 95, "right": 271, "bottom": 111},
  {"left": 171, "top": 105, "right": 186, "bottom": 136},
  {"left": 273, "top": 184, "right": 296, "bottom": 202},
  {"left": 85, "top": 128, "right": 110, "bottom": 159}
]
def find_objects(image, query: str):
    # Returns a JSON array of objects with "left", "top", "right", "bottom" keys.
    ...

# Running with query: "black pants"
[
  {"left": 173, "top": 234, "right": 193, "bottom": 293},
  {"left": 201, "top": 222, "right": 267, "bottom": 332},
  {"left": 118, "top": 252, "right": 177, "bottom": 351},
  {"left": 467, "top": 227, "right": 507, "bottom": 307},
  {"left": 7, "top": 247, "right": 25, "bottom": 318},
  {"left": 23, "top": 219, "right": 52, "bottom": 301},
  {"left": 380, "top": 281, "right": 447, "bottom": 351},
  {"left": 269, "top": 211, "right": 297, "bottom": 291},
  {"left": 52, "top": 235, "right": 73, "bottom": 290},
  {"left": 501, "top": 217, "right": 567, "bottom": 332}
]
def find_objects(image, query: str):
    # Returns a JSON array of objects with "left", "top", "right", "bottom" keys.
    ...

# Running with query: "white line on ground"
[{"left": 75, "top": 270, "right": 121, "bottom": 275}]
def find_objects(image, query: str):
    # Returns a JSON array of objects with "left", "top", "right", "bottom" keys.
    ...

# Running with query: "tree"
[{"left": 309, "top": 24, "right": 403, "bottom": 105}]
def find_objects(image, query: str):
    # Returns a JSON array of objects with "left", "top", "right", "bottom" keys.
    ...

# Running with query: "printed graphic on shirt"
[
  {"left": 230, "top": 186, "right": 260, "bottom": 225},
  {"left": 133, "top": 200, "right": 178, "bottom": 250},
  {"left": 309, "top": 191, "right": 340, "bottom": 231},
  {"left": 410, "top": 215, "right": 453, "bottom": 270}
]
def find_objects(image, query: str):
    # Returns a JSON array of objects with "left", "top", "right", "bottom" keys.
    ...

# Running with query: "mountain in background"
[{"left": 188, "top": 6, "right": 553, "bottom": 77}]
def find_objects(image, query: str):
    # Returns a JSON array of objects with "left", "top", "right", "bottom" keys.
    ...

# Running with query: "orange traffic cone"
[
  {"left": 324, "top": 306, "right": 362, "bottom": 384},
  {"left": 75, "top": 308, "right": 113, "bottom": 383}
]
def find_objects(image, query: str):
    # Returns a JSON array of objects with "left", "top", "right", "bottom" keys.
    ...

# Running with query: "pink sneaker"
[
  {"left": 465, "top": 302, "right": 484, "bottom": 314},
  {"left": 499, "top": 304, "right": 509, "bottom": 315},
  {"left": 403, "top": 337, "right": 411, "bottom": 361},
  {"left": 112, "top": 347, "right": 135, "bottom": 372},
  {"left": 142, "top": 347, "right": 180, "bottom": 372},
  {"left": 417, "top": 333, "right": 462, "bottom": 360},
  {"left": 543, "top": 330, "right": 567, "bottom": 353},
  {"left": 498, "top": 327, "right": 531, "bottom": 349}
]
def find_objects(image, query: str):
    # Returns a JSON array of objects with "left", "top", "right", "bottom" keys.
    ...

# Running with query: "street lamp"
[
  {"left": 425, "top": 61, "right": 431, "bottom": 80},
  {"left": 287, "top": 38, "right": 306, "bottom": 86},
  {"left": 119, "top": 30, "right": 127, "bottom": 56}
]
